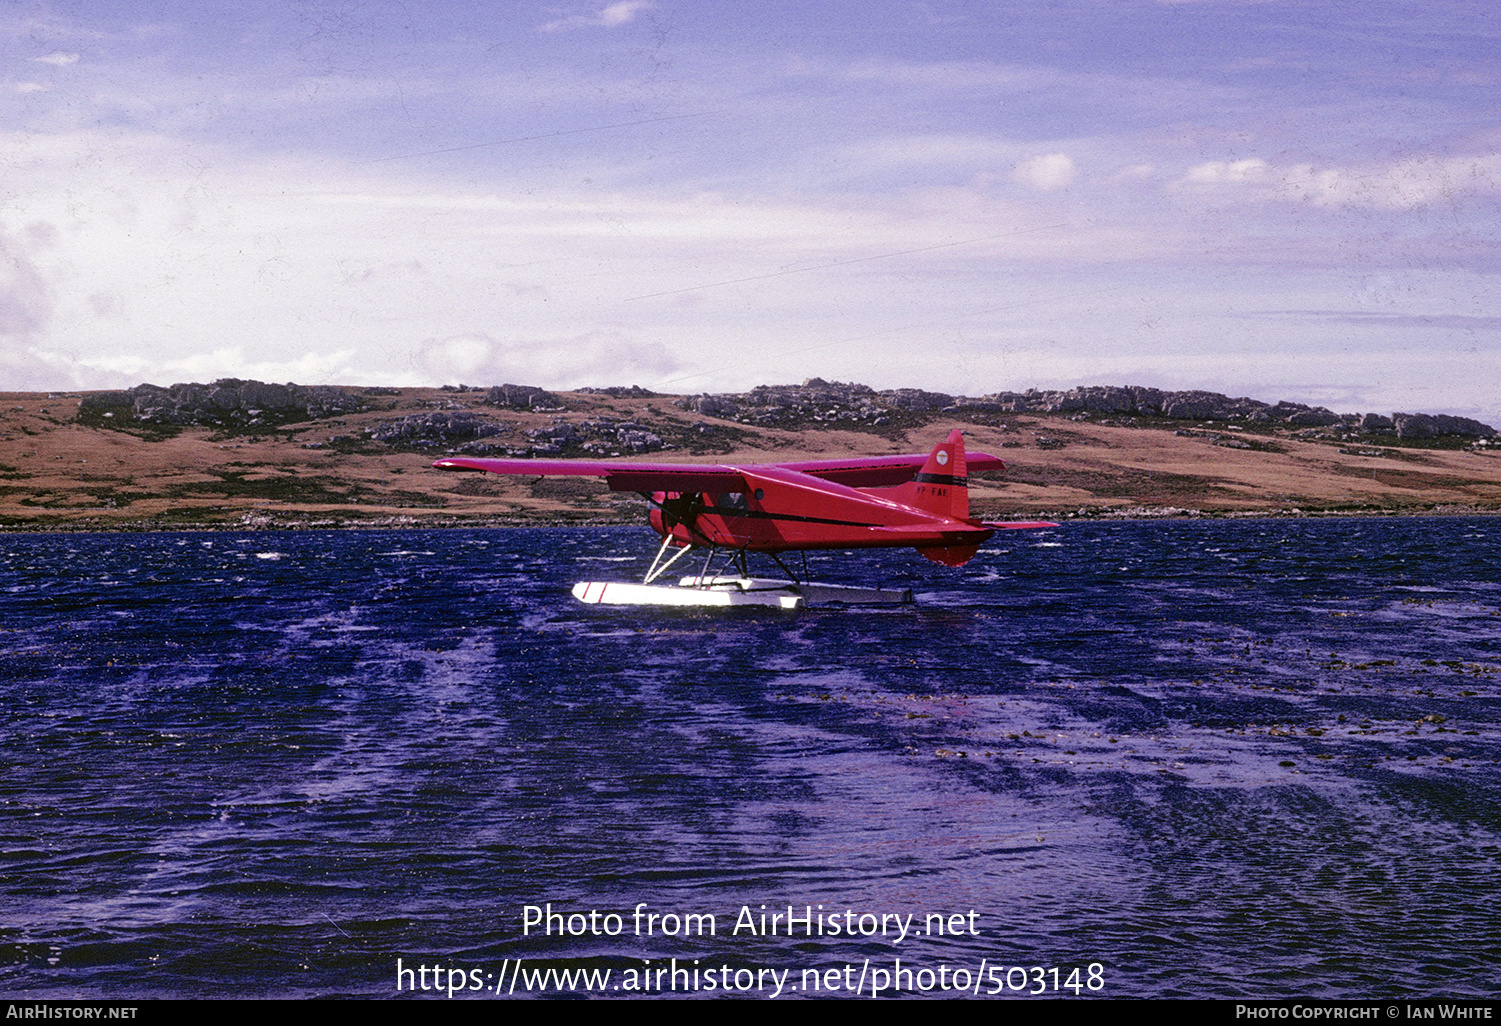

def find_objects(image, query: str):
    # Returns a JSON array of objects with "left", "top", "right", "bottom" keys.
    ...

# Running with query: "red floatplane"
[{"left": 433, "top": 429, "right": 1055, "bottom": 608}]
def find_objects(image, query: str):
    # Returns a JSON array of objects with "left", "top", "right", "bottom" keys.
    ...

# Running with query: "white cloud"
[
  {"left": 0, "top": 232, "right": 54, "bottom": 339},
  {"left": 596, "top": 1, "right": 652, "bottom": 26},
  {"left": 32, "top": 51, "right": 79, "bottom": 66},
  {"left": 416, "top": 331, "right": 680, "bottom": 389},
  {"left": 1178, "top": 153, "right": 1501, "bottom": 209},
  {"left": 417, "top": 334, "right": 496, "bottom": 379},
  {"left": 56, "top": 346, "right": 361, "bottom": 388},
  {"left": 0, "top": 5, "right": 1495, "bottom": 421},
  {"left": 540, "top": 2, "right": 653, "bottom": 33},
  {"left": 1013, "top": 153, "right": 1076, "bottom": 191}
]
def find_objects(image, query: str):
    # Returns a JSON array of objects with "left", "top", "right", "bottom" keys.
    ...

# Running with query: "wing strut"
[{"left": 643, "top": 536, "right": 696, "bottom": 584}]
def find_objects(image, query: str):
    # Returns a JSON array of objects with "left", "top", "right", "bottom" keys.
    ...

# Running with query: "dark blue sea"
[{"left": 3, "top": 519, "right": 1499, "bottom": 1000}]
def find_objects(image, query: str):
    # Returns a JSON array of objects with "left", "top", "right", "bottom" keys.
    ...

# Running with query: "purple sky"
[{"left": 1, "top": 1, "right": 1498, "bottom": 421}]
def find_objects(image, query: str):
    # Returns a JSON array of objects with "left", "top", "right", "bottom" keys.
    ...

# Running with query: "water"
[{"left": 2, "top": 519, "right": 1498, "bottom": 999}]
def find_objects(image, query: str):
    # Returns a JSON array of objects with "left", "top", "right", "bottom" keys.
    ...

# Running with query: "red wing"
[
  {"left": 433, "top": 447, "right": 1009, "bottom": 492},
  {"left": 432, "top": 456, "right": 747, "bottom": 493}
]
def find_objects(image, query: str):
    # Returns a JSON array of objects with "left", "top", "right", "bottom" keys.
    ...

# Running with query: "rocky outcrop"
[
  {"left": 525, "top": 418, "right": 664, "bottom": 456},
  {"left": 483, "top": 384, "right": 564, "bottom": 410},
  {"left": 671, "top": 379, "right": 1494, "bottom": 441},
  {"left": 367, "top": 411, "right": 509, "bottom": 447},
  {"left": 78, "top": 379, "right": 364, "bottom": 429},
  {"left": 980, "top": 385, "right": 1334, "bottom": 424},
  {"left": 676, "top": 394, "right": 741, "bottom": 419},
  {"left": 880, "top": 387, "right": 955, "bottom": 412},
  {"left": 575, "top": 385, "right": 659, "bottom": 398},
  {"left": 76, "top": 377, "right": 1496, "bottom": 448},
  {"left": 675, "top": 379, "right": 893, "bottom": 427},
  {"left": 1391, "top": 412, "right": 1495, "bottom": 440}
]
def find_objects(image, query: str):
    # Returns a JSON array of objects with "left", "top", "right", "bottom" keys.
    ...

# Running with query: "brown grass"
[{"left": 1, "top": 389, "right": 1499, "bottom": 530}]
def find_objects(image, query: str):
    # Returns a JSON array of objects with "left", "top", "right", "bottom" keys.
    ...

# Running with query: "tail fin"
[{"left": 906, "top": 428, "right": 970, "bottom": 520}]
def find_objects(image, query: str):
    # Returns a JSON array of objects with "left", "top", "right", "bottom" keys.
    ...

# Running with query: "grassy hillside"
[{"left": 2, "top": 384, "right": 1499, "bottom": 530}]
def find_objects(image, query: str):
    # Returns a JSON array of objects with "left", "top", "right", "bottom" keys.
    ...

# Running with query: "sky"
[{"left": 1, "top": 1, "right": 1498, "bottom": 422}]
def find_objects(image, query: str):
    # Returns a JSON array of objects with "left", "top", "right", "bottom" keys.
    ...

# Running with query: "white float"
[{"left": 570, "top": 576, "right": 913, "bottom": 608}]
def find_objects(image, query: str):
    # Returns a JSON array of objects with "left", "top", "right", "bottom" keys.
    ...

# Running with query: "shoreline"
[{"left": 3, "top": 503, "right": 1497, "bottom": 534}]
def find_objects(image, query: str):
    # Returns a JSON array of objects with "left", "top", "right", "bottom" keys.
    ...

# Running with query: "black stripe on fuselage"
[
  {"left": 705, "top": 507, "right": 876, "bottom": 529},
  {"left": 647, "top": 492, "right": 878, "bottom": 530},
  {"left": 913, "top": 473, "right": 967, "bottom": 486}
]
